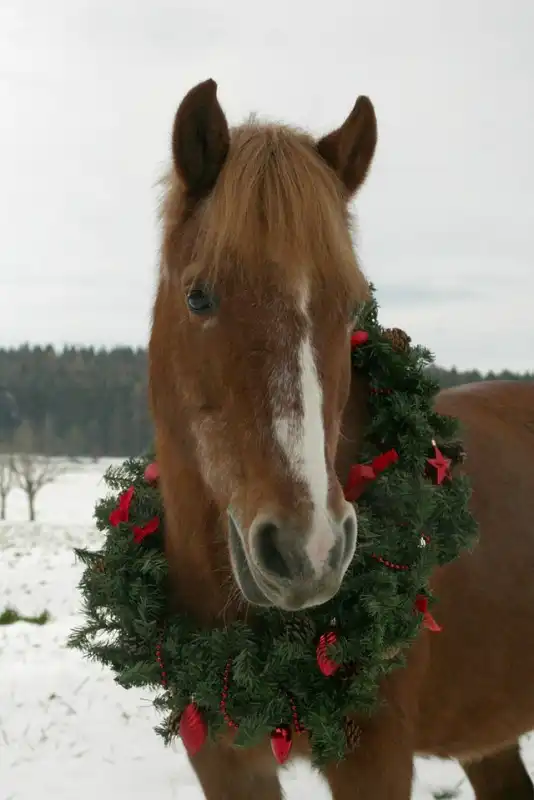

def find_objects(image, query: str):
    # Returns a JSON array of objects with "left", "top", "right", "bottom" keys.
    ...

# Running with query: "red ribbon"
[
  {"left": 414, "top": 594, "right": 442, "bottom": 632},
  {"left": 109, "top": 486, "right": 135, "bottom": 526},
  {"left": 133, "top": 515, "right": 160, "bottom": 543},
  {"left": 344, "top": 449, "right": 399, "bottom": 502}
]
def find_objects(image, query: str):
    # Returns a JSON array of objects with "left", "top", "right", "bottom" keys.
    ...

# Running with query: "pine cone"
[
  {"left": 92, "top": 558, "right": 105, "bottom": 574},
  {"left": 344, "top": 718, "right": 362, "bottom": 751},
  {"left": 382, "top": 645, "right": 400, "bottom": 661},
  {"left": 383, "top": 327, "right": 411, "bottom": 353},
  {"left": 440, "top": 440, "right": 467, "bottom": 465}
]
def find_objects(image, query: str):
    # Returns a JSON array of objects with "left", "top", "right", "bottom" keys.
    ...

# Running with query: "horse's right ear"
[{"left": 172, "top": 79, "right": 230, "bottom": 199}]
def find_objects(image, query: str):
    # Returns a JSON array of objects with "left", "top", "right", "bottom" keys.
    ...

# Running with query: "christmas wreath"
[{"left": 68, "top": 292, "right": 478, "bottom": 766}]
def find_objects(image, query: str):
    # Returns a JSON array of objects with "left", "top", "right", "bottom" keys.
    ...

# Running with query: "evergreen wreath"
[{"left": 68, "top": 291, "right": 478, "bottom": 766}]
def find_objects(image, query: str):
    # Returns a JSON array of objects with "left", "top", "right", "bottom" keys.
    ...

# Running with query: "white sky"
[{"left": 1, "top": 0, "right": 533, "bottom": 371}]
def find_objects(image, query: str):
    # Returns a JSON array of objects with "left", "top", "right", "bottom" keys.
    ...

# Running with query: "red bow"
[
  {"left": 109, "top": 486, "right": 135, "bottom": 526},
  {"left": 414, "top": 594, "right": 442, "bottom": 632},
  {"left": 133, "top": 516, "right": 160, "bottom": 544},
  {"left": 344, "top": 449, "right": 399, "bottom": 502}
]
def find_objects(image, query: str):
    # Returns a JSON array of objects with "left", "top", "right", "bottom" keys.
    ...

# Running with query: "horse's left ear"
[{"left": 317, "top": 96, "right": 377, "bottom": 197}]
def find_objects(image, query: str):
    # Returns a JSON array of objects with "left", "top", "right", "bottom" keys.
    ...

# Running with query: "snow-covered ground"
[{"left": 1, "top": 460, "right": 529, "bottom": 799}]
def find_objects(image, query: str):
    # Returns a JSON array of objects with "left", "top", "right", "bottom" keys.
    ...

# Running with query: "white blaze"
[{"left": 271, "top": 284, "right": 334, "bottom": 575}]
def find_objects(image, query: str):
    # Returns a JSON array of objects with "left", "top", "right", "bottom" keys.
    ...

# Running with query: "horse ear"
[
  {"left": 172, "top": 79, "right": 230, "bottom": 199},
  {"left": 317, "top": 96, "right": 377, "bottom": 197}
]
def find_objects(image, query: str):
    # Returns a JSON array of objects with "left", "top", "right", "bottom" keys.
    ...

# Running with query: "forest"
[{"left": 0, "top": 345, "right": 531, "bottom": 457}]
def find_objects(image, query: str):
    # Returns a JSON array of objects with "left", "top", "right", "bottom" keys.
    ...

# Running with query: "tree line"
[
  {"left": 0, "top": 345, "right": 532, "bottom": 458},
  {"left": 0, "top": 345, "right": 151, "bottom": 457}
]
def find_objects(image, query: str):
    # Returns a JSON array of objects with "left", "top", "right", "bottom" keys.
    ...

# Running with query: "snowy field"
[{"left": 1, "top": 459, "right": 531, "bottom": 799}]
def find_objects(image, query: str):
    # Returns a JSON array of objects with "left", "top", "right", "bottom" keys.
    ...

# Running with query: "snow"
[{"left": 1, "top": 461, "right": 530, "bottom": 799}]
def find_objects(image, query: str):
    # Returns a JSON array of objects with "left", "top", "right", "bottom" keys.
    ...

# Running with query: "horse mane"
[{"left": 160, "top": 119, "right": 368, "bottom": 295}]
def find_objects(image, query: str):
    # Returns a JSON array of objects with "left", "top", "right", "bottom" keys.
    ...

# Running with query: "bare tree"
[
  {"left": 10, "top": 421, "right": 65, "bottom": 521},
  {"left": 11, "top": 453, "right": 64, "bottom": 522},
  {"left": 0, "top": 455, "right": 14, "bottom": 520}
]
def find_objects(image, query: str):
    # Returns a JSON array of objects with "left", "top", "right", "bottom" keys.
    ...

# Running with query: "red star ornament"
[{"left": 427, "top": 441, "right": 452, "bottom": 485}]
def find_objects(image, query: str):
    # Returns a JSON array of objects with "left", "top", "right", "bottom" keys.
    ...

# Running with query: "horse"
[{"left": 148, "top": 79, "right": 534, "bottom": 799}]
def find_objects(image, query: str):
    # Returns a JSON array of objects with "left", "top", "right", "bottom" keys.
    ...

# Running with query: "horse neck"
[
  {"left": 157, "top": 433, "right": 237, "bottom": 627},
  {"left": 335, "top": 371, "right": 369, "bottom": 482}
]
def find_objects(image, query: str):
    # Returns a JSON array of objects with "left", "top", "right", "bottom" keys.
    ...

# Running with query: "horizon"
[{"left": 2, "top": 340, "right": 532, "bottom": 377}]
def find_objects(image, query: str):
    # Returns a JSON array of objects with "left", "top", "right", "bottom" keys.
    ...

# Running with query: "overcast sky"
[{"left": 1, "top": 0, "right": 533, "bottom": 371}]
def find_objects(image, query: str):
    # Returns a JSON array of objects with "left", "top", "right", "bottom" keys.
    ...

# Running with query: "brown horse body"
[
  {"left": 321, "top": 377, "right": 534, "bottom": 799},
  {"left": 149, "top": 79, "right": 534, "bottom": 798}
]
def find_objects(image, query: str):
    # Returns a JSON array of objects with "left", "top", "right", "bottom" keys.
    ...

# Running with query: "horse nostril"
[
  {"left": 327, "top": 536, "right": 344, "bottom": 570},
  {"left": 255, "top": 521, "right": 292, "bottom": 580}
]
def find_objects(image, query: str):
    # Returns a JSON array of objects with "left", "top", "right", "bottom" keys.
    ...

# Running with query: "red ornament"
[
  {"left": 109, "top": 485, "right": 135, "bottom": 526},
  {"left": 270, "top": 725, "right": 293, "bottom": 764},
  {"left": 351, "top": 330, "right": 369, "bottom": 349},
  {"left": 144, "top": 461, "right": 159, "bottom": 483},
  {"left": 414, "top": 594, "right": 442, "bottom": 633},
  {"left": 344, "top": 449, "right": 399, "bottom": 501},
  {"left": 317, "top": 631, "right": 340, "bottom": 676},
  {"left": 179, "top": 703, "right": 208, "bottom": 756},
  {"left": 220, "top": 659, "right": 239, "bottom": 731},
  {"left": 155, "top": 640, "right": 168, "bottom": 688},
  {"left": 133, "top": 515, "right": 160, "bottom": 544},
  {"left": 427, "top": 442, "right": 452, "bottom": 486}
]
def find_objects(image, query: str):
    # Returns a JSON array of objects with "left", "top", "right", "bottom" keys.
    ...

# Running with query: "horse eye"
[{"left": 186, "top": 286, "right": 217, "bottom": 314}]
